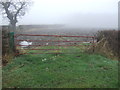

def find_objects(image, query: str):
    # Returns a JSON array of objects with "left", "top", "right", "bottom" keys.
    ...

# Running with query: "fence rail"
[
  {"left": 16, "top": 45, "right": 94, "bottom": 47},
  {"left": 15, "top": 34, "right": 95, "bottom": 38},
  {"left": 16, "top": 40, "right": 91, "bottom": 42}
]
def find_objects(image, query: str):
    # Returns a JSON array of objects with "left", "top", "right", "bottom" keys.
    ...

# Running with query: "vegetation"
[
  {"left": 3, "top": 46, "right": 118, "bottom": 88},
  {"left": 93, "top": 30, "right": 119, "bottom": 60},
  {"left": 96, "top": 30, "right": 119, "bottom": 56}
]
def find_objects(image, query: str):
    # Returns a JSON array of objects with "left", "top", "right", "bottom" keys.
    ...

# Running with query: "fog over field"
[{"left": 0, "top": 0, "right": 118, "bottom": 30}]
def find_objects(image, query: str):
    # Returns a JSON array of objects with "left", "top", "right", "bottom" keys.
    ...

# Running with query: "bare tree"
[{"left": 0, "top": 0, "right": 32, "bottom": 32}]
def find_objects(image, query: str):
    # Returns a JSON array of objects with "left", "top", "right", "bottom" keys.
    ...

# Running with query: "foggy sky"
[{"left": 0, "top": 0, "right": 119, "bottom": 29}]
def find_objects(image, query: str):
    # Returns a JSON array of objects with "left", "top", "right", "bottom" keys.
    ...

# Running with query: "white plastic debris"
[{"left": 20, "top": 41, "right": 32, "bottom": 48}]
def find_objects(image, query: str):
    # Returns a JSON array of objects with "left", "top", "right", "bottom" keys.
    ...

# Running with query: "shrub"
[{"left": 96, "top": 30, "right": 119, "bottom": 57}]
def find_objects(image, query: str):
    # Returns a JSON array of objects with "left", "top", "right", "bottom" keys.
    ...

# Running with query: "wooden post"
[{"left": 2, "top": 26, "right": 10, "bottom": 56}]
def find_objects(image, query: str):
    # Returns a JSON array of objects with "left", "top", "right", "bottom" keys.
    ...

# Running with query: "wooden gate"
[{"left": 14, "top": 34, "right": 95, "bottom": 55}]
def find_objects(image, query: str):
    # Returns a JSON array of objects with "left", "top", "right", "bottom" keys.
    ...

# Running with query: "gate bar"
[
  {"left": 17, "top": 49, "right": 64, "bottom": 50},
  {"left": 16, "top": 44, "right": 94, "bottom": 46},
  {"left": 16, "top": 40, "right": 92, "bottom": 42},
  {"left": 15, "top": 34, "right": 95, "bottom": 38}
]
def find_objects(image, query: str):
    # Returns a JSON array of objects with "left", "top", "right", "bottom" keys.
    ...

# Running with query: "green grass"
[{"left": 2, "top": 46, "right": 118, "bottom": 88}]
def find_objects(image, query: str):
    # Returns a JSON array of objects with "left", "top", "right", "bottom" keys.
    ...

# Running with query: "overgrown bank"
[{"left": 92, "top": 30, "right": 119, "bottom": 60}]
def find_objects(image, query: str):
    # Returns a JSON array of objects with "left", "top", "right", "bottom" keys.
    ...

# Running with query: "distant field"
[
  {"left": 16, "top": 27, "right": 98, "bottom": 36},
  {"left": 2, "top": 46, "right": 118, "bottom": 88}
]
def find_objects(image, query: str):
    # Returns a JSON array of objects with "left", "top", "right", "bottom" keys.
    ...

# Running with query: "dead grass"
[
  {"left": 90, "top": 30, "right": 119, "bottom": 60},
  {"left": 2, "top": 54, "right": 14, "bottom": 66}
]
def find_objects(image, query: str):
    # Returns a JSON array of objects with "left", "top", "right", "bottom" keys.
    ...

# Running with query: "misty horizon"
[{"left": 0, "top": 0, "right": 118, "bottom": 30}]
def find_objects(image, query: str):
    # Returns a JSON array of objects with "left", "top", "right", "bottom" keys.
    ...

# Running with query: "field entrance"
[
  {"left": 3, "top": 34, "right": 118, "bottom": 88},
  {"left": 14, "top": 34, "right": 95, "bottom": 55}
]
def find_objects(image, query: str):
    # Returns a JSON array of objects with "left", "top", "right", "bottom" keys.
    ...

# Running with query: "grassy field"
[{"left": 2, "top": 46, "right": 118, "bottom": 88}]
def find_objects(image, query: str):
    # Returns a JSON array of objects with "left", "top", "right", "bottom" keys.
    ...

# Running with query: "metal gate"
[{"left": 14, "top": 34, "right": 95, "bottom": 55}]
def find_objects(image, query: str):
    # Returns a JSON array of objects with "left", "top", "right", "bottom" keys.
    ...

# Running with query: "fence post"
[
  {"left": 9, "top": 32, "right": 15, "bottom": 54},
  {"left": 93, "top": 37, "right": 95, "bottom": 53}
]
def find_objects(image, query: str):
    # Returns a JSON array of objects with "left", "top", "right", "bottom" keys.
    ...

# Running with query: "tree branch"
[
  {"left": 15, "top": 2, "right": 26, "bottom": 18},
  {"left": 0, "top": 0, "right": 32, "bottom": 31},
  {"left": 1, "top": 2, "right": 13, "bottom": 21}
]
